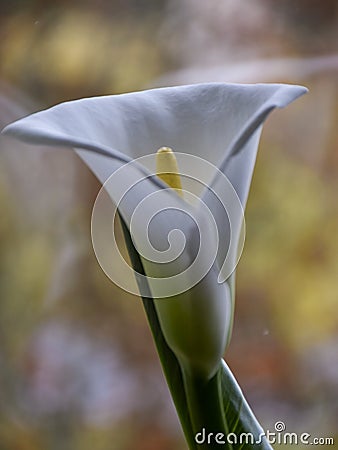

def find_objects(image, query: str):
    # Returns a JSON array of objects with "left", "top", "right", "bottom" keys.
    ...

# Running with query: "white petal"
[
  {"left": 2, "top": 83, "right": 306, "bottom": 187},
  {"left": 2, "top": 84, "right": 306, "bottom": 282},
  {"left": 1, "top": 83, "right": 307, "bottom": 377}
]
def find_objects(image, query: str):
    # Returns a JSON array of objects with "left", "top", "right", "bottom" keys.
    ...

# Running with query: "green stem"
[{"left": 182, "top": 365, "right": 232, "bottom": 450}]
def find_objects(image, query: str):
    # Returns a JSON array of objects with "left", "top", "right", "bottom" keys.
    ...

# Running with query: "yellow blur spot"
[{"left": 156, "top": 147, "right": 183, "bottom": 197}]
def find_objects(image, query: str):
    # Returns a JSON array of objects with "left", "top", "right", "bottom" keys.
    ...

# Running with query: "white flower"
[{"left": 2, "top": 83, "right": 307, "bottom": 379}]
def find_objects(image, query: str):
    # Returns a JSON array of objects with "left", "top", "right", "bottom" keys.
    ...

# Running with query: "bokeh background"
[{"left": 0, "top": 1, "right": 337, "bottom": 449}]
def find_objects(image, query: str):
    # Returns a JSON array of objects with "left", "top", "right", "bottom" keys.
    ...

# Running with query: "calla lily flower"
[{"left": 2, "top": 83, "right": 307, "bottom": 381}]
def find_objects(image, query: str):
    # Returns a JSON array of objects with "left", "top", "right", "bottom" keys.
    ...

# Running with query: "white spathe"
[{"left": 2, "top": 83, "right": 307, "bottom": 378}]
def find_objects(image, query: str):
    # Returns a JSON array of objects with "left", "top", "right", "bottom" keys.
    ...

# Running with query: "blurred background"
[{"left": 0, "top": 0, "right": 337, "bottom": 449}]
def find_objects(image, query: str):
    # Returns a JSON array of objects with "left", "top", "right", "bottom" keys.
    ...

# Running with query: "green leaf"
[
  {"left": 120, "top": 214, "right": 272, "bottom": 450},
  {"left": 219, "top": 360, "right": 273, "bottom": 450}
]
